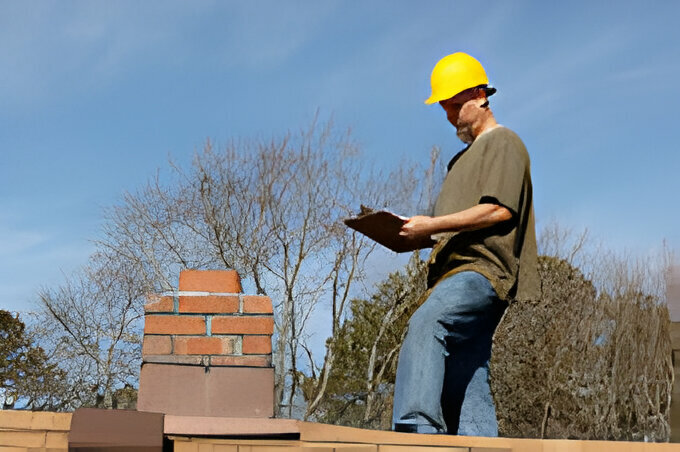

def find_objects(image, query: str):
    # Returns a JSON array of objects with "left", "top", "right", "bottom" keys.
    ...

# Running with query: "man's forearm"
[
  {"left": 399, "top": 203, "right": 512, "bottom": 239},
  {"left": 431, "top": 203, "right": 512, "bottom": 234}
]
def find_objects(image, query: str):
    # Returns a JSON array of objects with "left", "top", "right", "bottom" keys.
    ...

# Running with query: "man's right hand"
[{"left": 399, "top": 215, "right": 436, "bottom": 240}]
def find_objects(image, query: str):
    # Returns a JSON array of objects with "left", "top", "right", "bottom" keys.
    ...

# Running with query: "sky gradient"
[{"left": 2, "top": 1, "right": 679, "bottom": 313}]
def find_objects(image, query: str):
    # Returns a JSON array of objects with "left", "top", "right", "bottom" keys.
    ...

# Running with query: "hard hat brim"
[
  {"left": 424, "top": 85, "right": 496, "bottom": 105},
  {"left": 424, "top": 95, "right": 439, "bottom": 105}
]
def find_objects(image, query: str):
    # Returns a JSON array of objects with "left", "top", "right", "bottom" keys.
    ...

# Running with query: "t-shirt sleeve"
[{"left": 475, "top": 134, "right": 528, "bottom": 216}]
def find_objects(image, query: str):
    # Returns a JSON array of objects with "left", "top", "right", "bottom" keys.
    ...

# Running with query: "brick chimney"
[{"left": 137, "top": 270, "right": 274, "bottom": 418}]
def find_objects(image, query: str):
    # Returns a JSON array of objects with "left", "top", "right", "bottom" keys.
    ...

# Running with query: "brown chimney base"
[{"left": 137, "top": 363, "right": 274, "bottom": 418}]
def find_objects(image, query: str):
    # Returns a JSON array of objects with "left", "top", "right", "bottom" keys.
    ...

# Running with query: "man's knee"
[{"left": 408, "top": 295, "right": 449, "bottom": 331}]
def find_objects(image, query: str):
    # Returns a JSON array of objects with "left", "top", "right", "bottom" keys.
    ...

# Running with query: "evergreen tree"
[{"left": 0, "top": 310, "right": 66, "bottom": 410}]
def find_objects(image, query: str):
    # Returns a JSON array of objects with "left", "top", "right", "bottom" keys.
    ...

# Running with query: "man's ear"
[{"left": 476, "top": 89, "right": 490, "bottom": 108}]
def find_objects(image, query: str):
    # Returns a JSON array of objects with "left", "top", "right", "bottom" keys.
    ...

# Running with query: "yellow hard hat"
[{"left": 425, "top": 52, "right": 492, "bottom": 105}]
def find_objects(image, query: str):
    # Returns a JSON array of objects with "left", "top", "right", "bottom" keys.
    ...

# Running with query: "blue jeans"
[{"left": 392, "top": 271, "right": 507, "bottom": 435}]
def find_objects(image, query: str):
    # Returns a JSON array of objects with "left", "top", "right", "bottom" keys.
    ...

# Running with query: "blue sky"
[{"left": 1, "top": 1, "right": 679, "bottom": 313}]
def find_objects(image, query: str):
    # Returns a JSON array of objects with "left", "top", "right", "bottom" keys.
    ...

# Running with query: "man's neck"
[{"left": 472, "top": 114, "right": 498, "bottom": 139}]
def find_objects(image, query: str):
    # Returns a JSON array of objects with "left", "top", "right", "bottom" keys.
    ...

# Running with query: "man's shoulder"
[
  {"left": 480, "top": 126, "right": 530, "bottom": 162},
  {"left": 485, "top": 125, "right": 524, "bottom": 144}
]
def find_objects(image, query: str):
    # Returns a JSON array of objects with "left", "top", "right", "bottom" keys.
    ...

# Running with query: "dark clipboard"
[{"left": 343, "top": 208, "right": 432, "bottom": 253}]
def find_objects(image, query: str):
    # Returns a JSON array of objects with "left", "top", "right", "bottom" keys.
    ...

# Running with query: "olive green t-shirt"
[{"left": 428, "top": 126, "right": 539, "bottom": 302}]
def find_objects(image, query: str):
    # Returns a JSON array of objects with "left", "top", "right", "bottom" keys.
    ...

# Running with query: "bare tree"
[
  {"left": 303, "top": 146, "right": 443, "bottom": 420},
  {"left": 92, "top": 119, "right": 423, "bottom": 416},
  {"left": 298, "top": 252, "right": 428, "bottom": 428},
  {"left": 300, "top": 146, "right": 445, "bottom": 422},
  {"left": 35, "top": 251, "right": 145, "bottom": 409}
]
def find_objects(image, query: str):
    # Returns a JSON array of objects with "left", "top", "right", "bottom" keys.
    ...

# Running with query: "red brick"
[
  {"left": 243, "top": 335, "right": 272, "bottom": 354},
  {"left": 144, "top": 315, "right": 205, "bottom": 335},
  {"left": 211, "top": 316, "right": 274, "bottom": 335},
  {"left": 179, "top": 295, "right": 239, "bottom": 313},
  {"left": 144, "top": 295, "right": 174, "bottom": 313},
  {"left": 143, "top": 354, "right": 206, "bottom": 365},
  {"left": 242, "top": 295, "right": 273, "bottom": 314},
  {"left": 174, "top": 336, "right": 236, "bottom": 355},
  {"left": 210, "top": 355, "right": 271, "bottom": 367},
  {"left": 142, "top": 335, "right": 172, "bottom": 356},
  {"left": 179, "top": 269, "right": 242, "bottom": 293}
]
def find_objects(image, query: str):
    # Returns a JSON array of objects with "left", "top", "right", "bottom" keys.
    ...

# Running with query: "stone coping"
[
  {"left": 2, "top": 410, "right": 679, "bottom": 452},
  {"left": 164, "top": 416, "right": 680, "bottom": 451}
]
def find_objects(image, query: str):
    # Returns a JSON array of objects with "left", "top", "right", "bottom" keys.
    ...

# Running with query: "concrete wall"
[{"left": 0, "top": 410, "right": 71, "bottom": 451}]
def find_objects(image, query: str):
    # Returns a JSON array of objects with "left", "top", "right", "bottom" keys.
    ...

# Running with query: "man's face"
[{"left": 439, "top": 89, "right": 486, "bottom": 143}]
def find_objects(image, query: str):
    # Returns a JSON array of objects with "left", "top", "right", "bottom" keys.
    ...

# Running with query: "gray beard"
[{"left": 456, "top": 126, "right": 474, "bottom": 144}]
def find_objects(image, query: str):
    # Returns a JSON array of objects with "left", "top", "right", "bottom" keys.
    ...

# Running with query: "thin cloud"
[
  {"left": 0, "top": 1, "right": 340, "bottom": 110},
  {"left": 308, "top": 2, "right": 520, "bottom": 110},
  {"left": 501, "top": 26, "right": 633, "bottom": 126},
  {"left": 0, "top": 2, "right": 168, "bottom": 107},
  {"left": 214, "top": 1, "right": 340, "bottom": 70},
  {"left": 0, "top": 227, "right": 49, "bottom": 257},
  {"left": 0, "top": 226, "right": 94, "bottom": 312}
]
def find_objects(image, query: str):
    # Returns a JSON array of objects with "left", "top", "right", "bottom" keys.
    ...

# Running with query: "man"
[{"left": 392, "top": 52, "right": 539, "bottom": 435}]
